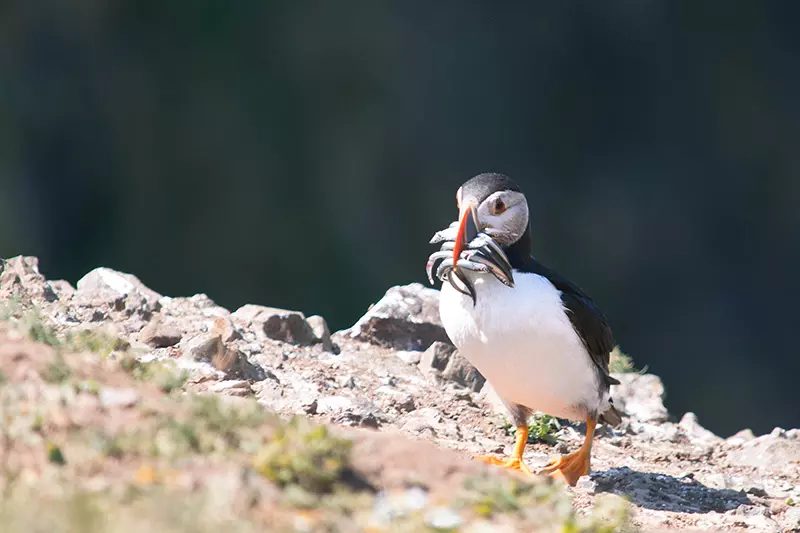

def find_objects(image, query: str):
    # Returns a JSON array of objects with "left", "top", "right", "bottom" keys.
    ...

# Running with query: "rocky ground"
[{"left": 0, "top": 255, "right": 798, "bottom": 532}]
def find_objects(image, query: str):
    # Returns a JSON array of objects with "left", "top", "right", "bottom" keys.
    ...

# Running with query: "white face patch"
[{"left": 476, "top": 191, "right": 529, "bottom": 245}]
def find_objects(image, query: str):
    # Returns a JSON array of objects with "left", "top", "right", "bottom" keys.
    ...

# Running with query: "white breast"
[{"left": 439, "top": 270, "right": 606, "bottom": 420}]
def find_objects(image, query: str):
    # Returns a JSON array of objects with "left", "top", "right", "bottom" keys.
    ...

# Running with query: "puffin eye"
[{"left": 491, "top": 198, "right": 507, "bottom": 215}]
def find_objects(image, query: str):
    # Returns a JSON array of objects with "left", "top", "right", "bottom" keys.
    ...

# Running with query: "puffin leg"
[
  {"left": 540, "top": 417, "right": 596, "bottom": 486},
  {"left": 475, "top": 425, "right": 532, "bottom": 475}
]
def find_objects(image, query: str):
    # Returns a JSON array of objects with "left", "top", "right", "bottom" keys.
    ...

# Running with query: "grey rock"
[
  {"left": 317, "top": 395, "right": 357, "bottom": 414},
  {"left": 183, "top": 333, "right": 222, "bottom": 363},
  {"left": 208, "top": 380, "right": 253, "bottom": 397},
  {"left": 341, "top": 283, "right": 451, "bottom": 351},
  {"left": 375, "top": 386, "right": 416, "bottom": 412},
  {"left": 138, "top": 314, "right": 182, "bottom": 348},
  {"left": 307, "top": 315, "right": 335, "bottom": 352},
  {"left": 316, "top": 395, "right": 387, "bottom": 428},
  {"left": 679, "top": 412, "right": 721, "bottom": 443},
  {"left": 340, "top": 375, "right": 358, "bottom": 389},
  {"left": 420, "top": 341, "right": 455, "bottom": 372},
  {"left": 782, "top": 508, "right": 800, "bottom": 531},
  {"left": 48, "top": 280, "right": 76, "bottom": 300},
  {"left": 0, "top": 256, "right": 59, "bottom": 302},
  {"left": 182, "top": 333, "right": 265, "bottom": 381},
  {"left": 212, "top": 316, "right": 242, "bottom": 344},
  {"left": 76, "top": 267, "right": 162, "bottom": 314},
  {"left": 232, "top": 304, "right": 316, "bottom": 346},
  {"left": 395, "top": 350, "right": 422, "bottom": 365},
  {"left": 612, "top": 373, "right": 669, "bottom": 423},
  {"left": 255, "top": 373, "right": 319, "bottom": 414},
  {"left": 727, "top": 428, "right": 756, "bottom": 446},
  {"left": 400, "top": 408, "right": 460, "bottom": 440},
  {"left": 727, "top": 431, "right": 800, "bottom": 470},
  {"left": 420, "top": 342, "right": 484, "bottom": 392},
  {"left": 441, "top": 351, "right": 485, "bottom": 392}
]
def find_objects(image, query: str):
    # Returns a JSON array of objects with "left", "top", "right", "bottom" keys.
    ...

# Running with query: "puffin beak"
[{"left": 452, "top": 202, "right": 480, "bottom": 264}]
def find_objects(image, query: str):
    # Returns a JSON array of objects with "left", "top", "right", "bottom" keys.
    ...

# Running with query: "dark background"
[{"left": 1, "top": 2, "right": 797, "bottom": 437}]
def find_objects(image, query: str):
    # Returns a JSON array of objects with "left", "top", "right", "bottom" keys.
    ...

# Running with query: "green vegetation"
[
  {"left": 42, "top": 353, "right": 73, "bottom": 383},
  {"left": 3, "top": 305, "right": 128, "bottom": 358},
  {"left": 95, "top": 394, "right": 270, "bottom": 460},
  {"left": 253, "top": 417, "right": 352, "bottom": 495},
  {"left": 504, "top": 413, "right": 562, "bottom": 445},
  {"left": 608, "top": 346, "right": 646, "bottom": 374},
  {"left": 526, "top": 414, "right": 562, "bottom": 444},
  {"left": 457, "top": 475, "right": 630, "bottom": 532},
  {"left": 458, "top": 474, "right": 561, "bottom": 518},
  {"left": 118, "top": 354, "right": 188, "bottom": 393}
]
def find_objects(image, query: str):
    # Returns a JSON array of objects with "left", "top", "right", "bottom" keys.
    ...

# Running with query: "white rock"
[
  {"left": 679, "top": 412, "right": 722, "bottom": 443},
  {"left": 316, "top": 396, "right": 356, "bottom": 414},
  {"left": 396, "top": 350, "right": 422, "bottom": 365},
  {"left": 612, "top": 373, "right": 669, "bottom": 423}
]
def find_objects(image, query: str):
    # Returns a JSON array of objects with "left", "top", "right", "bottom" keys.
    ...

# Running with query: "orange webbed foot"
[
  {"left": 540, "top": 417, "right": 597, "bottom": 487},
  {"left": 475, "top": 454, "right": 533, "bottom": 475},
  {"left": 540, "top": 448, "right": 591, "bottom": 486}
]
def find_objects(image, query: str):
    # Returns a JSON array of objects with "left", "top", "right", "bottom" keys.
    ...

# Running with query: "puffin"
[{"left": 426, "top": 172, "right": 621, "bottom": 486}]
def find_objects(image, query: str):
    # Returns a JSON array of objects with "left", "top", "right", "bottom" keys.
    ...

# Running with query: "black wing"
[{"left": 523, "top": 258, "right": 619, "bottom": 388}]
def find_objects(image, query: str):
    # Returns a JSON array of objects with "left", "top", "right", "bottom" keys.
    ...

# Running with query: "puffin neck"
[{"left": 503, "top": 226, "right": 533, "bottom": 270}]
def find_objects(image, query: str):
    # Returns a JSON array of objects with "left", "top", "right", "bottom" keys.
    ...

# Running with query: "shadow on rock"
[{"left": 591, "top": 467, "right": 751, "bottom": 513}]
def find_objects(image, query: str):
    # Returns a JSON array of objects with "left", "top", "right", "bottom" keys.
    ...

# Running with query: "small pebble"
[
  {"left": 404, "top": 486, "right": 428, "bottom": 511},
  {"left": 380, "top": 376, "right": 398, "bottom": 387},
  {"left": 396, "top": 351, "right": 422, "bottom": 365},
  {"left": 425, "top": 507, "right": 463, "bottom": 530}
]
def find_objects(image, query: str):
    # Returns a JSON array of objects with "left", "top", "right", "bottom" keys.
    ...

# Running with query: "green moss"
[
  {"left": 456, "top": 475, "right": 631, "bottom": 532},
  {"left": 563, "top": 494, "right": 632, "bottom": 533},
  {"left": 65, "top": 329, "right": 129, "bottom": 358},
  {"left": 252, "top": 417, "right": 352, "bottom": 496},
  {"left": 456, "top": 474, "right": 564, "bottom": 518},
  {"left": 43, "top": 354, "right": 73, "bottom": 383},
  {"left": 188, "top": 394, "right": 268, "bottom": 448},
  {"left": 46, "top": 441, "right": 67, "bottom": 465},
  {"left": 118, "top": 355, "right": 188, "bottom": 393},
  {"left": 94, "top": 395, "right": 269, "bottom": 460},
  {"left": 18, "top": 309, "right": 61, "bottom": 347},
  {"left": 504, "top": 413, "right": 561, "bottom": 445},
  {"left": 0, "top": 295, "right": 22, "bottom": 321}
]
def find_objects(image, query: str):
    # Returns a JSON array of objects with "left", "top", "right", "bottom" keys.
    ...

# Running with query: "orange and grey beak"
[{"left": 452, "top": 202, "right": 480, "bottom": 264}]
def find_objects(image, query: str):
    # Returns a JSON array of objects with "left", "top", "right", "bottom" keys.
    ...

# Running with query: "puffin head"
[{"left": 451, "top": 173, "right": 530, "bottom": 265}]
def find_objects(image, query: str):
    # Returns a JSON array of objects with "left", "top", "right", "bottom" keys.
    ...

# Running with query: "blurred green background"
[{"left": 0, "top": 2, "right": 797, "bottom": 436}]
